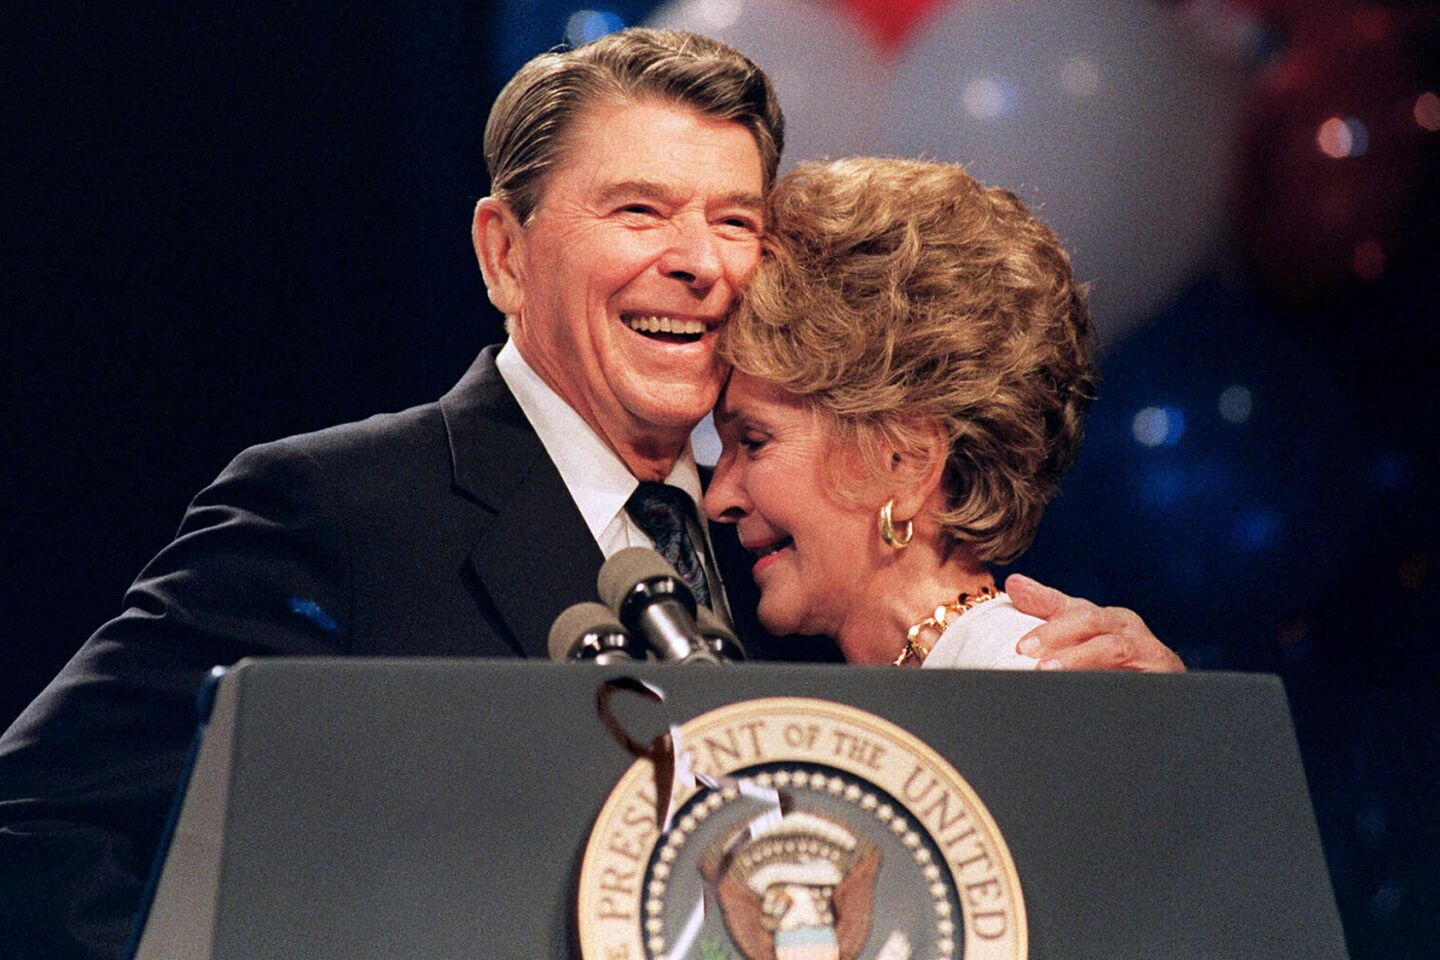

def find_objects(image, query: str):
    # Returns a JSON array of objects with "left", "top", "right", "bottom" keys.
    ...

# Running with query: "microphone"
[
  {"left": 598, "top": 547, "right": 721, "bottom": 664},
  {"left": 548, "top": 601, "right": 642, "bottom": 664},
  {"left": 695, "top": 606, "right": 747, "bottom": 662}
]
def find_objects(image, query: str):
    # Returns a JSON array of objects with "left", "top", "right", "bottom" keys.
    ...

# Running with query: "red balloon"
[{"left": 836, "top": 0, "right": 951, "bottom": 53}]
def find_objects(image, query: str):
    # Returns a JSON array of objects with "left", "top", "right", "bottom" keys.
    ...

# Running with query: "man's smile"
[{"left": 621, "top": 312, "right": 712, "bottom": 343}]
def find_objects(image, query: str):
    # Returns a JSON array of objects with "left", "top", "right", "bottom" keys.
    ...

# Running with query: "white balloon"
[
  {"left": 648, "top": 0, "right": 887, "bottom": 167},
  {"left": 875, "top": 0, "right": 1244, "bottom": 341},
  {"left": 654, "top": 0, "right": 1244, "bottom": 455}
]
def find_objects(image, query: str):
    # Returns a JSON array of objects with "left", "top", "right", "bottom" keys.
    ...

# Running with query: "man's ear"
[
  {"left": 472, "top": 197, "right": 526, "bottom": 318},
  {"left": 887, "top": 421, "right": 950, "bottom": 522}
]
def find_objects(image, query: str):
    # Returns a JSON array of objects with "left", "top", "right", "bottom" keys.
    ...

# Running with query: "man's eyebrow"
[
  {"left": 716, "top": 190, "right": 764, "bottom": 211},
  {"left": 596, "top": 180, "right": 763, "bottom": 212},
  {"left": 597, "top": 180, "right": 673, "bottom": 205}
]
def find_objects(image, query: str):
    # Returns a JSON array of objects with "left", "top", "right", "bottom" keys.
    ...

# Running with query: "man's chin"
[{"left": 626, "top": 384, "right": 724, "bottom": 434}]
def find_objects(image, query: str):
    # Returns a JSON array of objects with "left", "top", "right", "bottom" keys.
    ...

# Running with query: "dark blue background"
[{"left": 5, "top": 2, "right": 1436, "bottom": 956}]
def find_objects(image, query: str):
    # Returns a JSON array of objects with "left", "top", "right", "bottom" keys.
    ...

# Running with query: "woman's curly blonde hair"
[{"left": 723, "top": 157, "right": 1096, "bottom": 564}]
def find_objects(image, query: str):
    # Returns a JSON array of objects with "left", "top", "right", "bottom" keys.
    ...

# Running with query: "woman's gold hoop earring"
[{"left": 878, "top": 498, "right": 914, "bottom": 549}]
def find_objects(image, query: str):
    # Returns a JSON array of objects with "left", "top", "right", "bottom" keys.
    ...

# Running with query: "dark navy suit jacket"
[{"left": 0, "top": 346, "right": 839, "bottom": 959}]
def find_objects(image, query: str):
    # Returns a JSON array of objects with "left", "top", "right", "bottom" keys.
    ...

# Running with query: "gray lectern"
[{"left": 130, "top": 659, "right": 1346, "bottom": 959}]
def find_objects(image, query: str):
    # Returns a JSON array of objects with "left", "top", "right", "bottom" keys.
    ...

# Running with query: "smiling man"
[
  {"left": 474, "top": 97, "right": 764, "bottom": 479},
  {"left": 0, "top": 32, "right": 793, "bottom": 960},
  {"left": 461, "top": 29, "right": 788, "bottom": 631},
  {"left": 0, "top": 28, "right": 1176, "bottom": 959}
]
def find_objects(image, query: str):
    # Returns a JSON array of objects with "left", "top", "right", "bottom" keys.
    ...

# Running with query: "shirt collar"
[{"left": 495, "top": 340, "right": 704, "bottom": 544}]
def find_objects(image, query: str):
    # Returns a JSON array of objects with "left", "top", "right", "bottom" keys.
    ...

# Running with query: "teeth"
[
  {"left": 624, "top": 315, "right": 705, "bottom": 335},
  {"left": 754, "top": 538, "right": 792, "bottom": 558}
]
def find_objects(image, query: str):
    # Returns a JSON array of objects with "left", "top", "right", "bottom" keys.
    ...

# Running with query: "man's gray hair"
[{"left": 483, "top": 28, "right": 785, "bottom": 224}]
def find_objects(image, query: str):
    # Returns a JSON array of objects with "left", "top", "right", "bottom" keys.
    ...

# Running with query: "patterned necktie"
[{"left": 624, "top": 482, "right": 712, "bottom": 609}]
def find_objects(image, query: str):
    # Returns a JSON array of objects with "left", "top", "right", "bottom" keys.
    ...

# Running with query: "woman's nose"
[{"left": 703, "top": 454, "right": 748, "bottom": 523}]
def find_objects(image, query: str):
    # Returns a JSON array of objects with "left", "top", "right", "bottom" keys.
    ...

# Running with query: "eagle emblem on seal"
[{"left": 700, "top": 811, "right": 881, "bottom": 960}]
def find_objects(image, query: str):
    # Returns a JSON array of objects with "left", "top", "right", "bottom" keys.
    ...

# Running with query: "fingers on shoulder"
[{"left": 1038, "top": 633, "right": 1125, "bottom": 670}]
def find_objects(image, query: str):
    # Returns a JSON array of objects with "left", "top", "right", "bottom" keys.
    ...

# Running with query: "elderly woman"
[{"left": 705, "top": 157, "right": 1155, "bottom": 669}]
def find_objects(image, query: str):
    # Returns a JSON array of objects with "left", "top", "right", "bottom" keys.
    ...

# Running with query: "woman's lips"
[{"left": 748, "top": 537, "right": 793, "bottom": 577}]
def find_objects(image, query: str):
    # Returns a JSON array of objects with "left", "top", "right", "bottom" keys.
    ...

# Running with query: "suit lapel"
[
  {"left": 440, "top": 347, "right": 604, "bottom": 658},
  {"left": 437, "top": 347, "right": 842, "bottom": 663}
]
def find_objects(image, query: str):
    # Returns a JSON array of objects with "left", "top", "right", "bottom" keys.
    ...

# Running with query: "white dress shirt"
[{"left": 495, "top": 340, "right": 729, "bottom": 618}]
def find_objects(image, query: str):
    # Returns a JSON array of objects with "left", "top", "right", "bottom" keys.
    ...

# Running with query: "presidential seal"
[{"left": 578, "top": 697, "right": 1026, "bottom": 960}]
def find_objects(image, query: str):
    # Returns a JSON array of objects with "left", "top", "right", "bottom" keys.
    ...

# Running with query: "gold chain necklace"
[{"left": 894, "top": 586, "right": 999, "bottom": 666}]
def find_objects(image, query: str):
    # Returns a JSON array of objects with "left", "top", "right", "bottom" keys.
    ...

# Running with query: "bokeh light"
[
  {"left": 962, "top": 77, "right": 1013, "bottom": 121},
  {"left": 1131, "top": 406, "right": 1185, "bottom": 448},
  {"left": 694, "top": 0, "right": 742, "bottom": 30},
  {"left": 1414, "top": 91, "right": 1440, "bottom": 132},
  {"left": 565, "top": 9, "right": 625, "bottom": 46},
  {"left": 1218, "top": 385, "right": 1253, "bottom": 424},
  {"left": 1346, "top": 118, "right": 1370, "bottom": 155},
  {"left": 1317, "top": 117, "right": 1351, "bottom": 158},
  {"left": 1316, "top": 116, "right": 1369, "bottom": 159}
]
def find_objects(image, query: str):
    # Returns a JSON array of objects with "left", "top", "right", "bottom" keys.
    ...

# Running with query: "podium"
[{"left": 131, "top": 659, "right": 1347, "bottom": 959}]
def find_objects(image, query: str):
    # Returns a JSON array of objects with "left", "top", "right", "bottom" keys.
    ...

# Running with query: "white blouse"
[{"left": 920, "top": 593, "right": 1042, "bottom": 670}]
